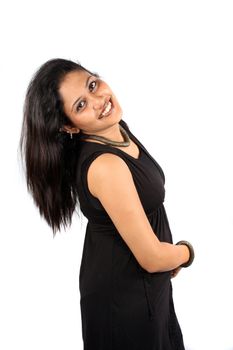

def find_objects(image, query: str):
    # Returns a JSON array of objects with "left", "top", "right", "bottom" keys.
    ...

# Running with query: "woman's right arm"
[{"left": 87, "top": 153, "right": 190, "bottom": 273}]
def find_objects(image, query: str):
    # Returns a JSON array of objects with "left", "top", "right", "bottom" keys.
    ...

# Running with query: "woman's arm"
[{"left": 87, "top": 153, "right": 190, "bottom": 273}]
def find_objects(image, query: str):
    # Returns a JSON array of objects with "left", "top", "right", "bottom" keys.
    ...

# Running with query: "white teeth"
[{"left": 100, "top": 101, "right": 112, "bottom": 117}]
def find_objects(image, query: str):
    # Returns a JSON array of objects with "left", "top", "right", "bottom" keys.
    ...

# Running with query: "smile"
[{"left": 99, "top": 99, "right": 114, "bottom": 119}]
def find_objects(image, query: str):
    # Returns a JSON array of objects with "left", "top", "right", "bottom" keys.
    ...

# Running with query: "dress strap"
[{"left": 124, "top": 122, "right": 166, "bottom": 183}]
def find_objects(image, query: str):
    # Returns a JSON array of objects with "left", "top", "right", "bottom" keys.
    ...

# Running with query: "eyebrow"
[{"left": 71, "top": 75, "right": 92, "bottom": 112}]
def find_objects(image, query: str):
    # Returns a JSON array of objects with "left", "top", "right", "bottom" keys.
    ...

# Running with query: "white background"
[{"left": 0, "top": 1, "right": 233, "bottom": 349}]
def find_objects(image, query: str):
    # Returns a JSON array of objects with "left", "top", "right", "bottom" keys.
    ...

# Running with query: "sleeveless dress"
[{"left": 75, "top": 119, "right": 185, "bottom": 350}]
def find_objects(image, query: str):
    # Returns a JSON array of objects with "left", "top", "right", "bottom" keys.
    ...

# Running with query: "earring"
[{"left": 59, "top": 127, "right": 74, "bottom": 139}]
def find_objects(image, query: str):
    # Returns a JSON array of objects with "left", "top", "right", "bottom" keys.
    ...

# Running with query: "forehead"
[
  {"left": 59, "top": 70, "right": 91, "bottom": 97},
  {"left": 59, "top": 70, "right": 92, "bottom": 112}
]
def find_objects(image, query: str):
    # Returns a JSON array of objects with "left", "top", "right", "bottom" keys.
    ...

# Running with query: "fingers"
[{"left": 171, "top": 267, "right": 182, "bottom": 278}]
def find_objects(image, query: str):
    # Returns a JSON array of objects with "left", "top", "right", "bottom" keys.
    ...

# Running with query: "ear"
[{"left": 61, "top": 125, "right": 80, "bottom": 134}]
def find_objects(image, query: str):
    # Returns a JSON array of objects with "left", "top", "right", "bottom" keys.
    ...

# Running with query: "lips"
[{"left": 99, "top": 98, "right": 113, "bottom": 119}]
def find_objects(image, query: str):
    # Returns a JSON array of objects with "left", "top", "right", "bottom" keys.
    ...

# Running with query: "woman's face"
[{"left": 58, "top": 69, "right": 123, "bottom": 135}]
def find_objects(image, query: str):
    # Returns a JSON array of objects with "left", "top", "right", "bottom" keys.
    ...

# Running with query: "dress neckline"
[{"left": 79, "top": 129, "right": 143, "bottom": 161}]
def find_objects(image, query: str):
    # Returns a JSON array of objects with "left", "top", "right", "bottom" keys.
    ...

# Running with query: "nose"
[{"left": 90, "top": 95, "right": 105, "bottom": 111}]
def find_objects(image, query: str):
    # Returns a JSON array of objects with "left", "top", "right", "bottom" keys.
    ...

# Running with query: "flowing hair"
[{"left": 19, "top": 58, "right": 100, "bottom": 236}]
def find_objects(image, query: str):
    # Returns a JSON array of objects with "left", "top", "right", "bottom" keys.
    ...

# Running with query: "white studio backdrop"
[{"left": 0, "top": 1, "right": 232, "bottom": 349}]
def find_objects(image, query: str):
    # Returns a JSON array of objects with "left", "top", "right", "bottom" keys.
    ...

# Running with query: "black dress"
[{"left": 75, "top": 119, "right": 185, "bottom": 350}]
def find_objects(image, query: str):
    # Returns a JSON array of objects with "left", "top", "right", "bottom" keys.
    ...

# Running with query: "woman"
[{"left": 20, "top": 58, "right": 194, "bottom": 350}]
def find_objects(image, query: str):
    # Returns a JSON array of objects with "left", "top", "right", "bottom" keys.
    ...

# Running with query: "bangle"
[{"left": 176, "top": 240, "right": 195, "bottom": 268}]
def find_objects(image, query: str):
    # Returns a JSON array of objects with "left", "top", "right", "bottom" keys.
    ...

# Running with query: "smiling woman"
[
  {"left": 19, "top": 58, "right": 124, "bottom": 233},
  {"left": 58, "top": 68, "right": 123, "bottom": 138},
  {"left": 19, "top": 58, "right": 194, "bottom": 350}
]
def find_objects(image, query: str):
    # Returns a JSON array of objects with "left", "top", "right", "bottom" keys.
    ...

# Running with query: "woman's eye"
[
  {"left": 89, "top": 80, "right": 97, "bottom": 91},
  {"left": 76, "top": 80, "right": 98, "bottom": 112},
  {"left": 76, "top": 100, "right": 85, "bottom": 111}
]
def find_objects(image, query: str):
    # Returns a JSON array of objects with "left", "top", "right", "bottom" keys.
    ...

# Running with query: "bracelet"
[{"left": 176, "top": 240, "right": 195, "bottom": 268}]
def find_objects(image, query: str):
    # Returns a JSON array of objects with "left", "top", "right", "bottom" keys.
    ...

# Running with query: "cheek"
[
  {"left": 112, "top": 93, "right": 121, "bottom": 109},
  {"left": 100, "top": 81, "right": 112, "bottom": 92},
  {"left": 73, "top": 109, "right": 94, "bottom": 125}
]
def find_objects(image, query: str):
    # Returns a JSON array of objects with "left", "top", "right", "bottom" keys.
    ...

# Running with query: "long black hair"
[{"left": 19, "top": 58, "right": 100, "bottom": 236}]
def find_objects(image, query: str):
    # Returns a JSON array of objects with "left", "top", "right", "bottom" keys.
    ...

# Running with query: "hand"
[{"left": 170, "top": 266, "right": 182, "bottom": 279}]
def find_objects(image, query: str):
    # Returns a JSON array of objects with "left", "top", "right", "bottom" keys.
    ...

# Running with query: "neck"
[
  {"left": 79, "top": 123, "right": 130, "bottom": 147},
  {"left": 82, "top": 123, "right": 123, "bottom": 142}
]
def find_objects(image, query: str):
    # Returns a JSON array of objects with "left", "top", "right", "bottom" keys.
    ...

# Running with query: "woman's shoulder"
[
  {"left": 85, "top": 151, "right": 132, "bottom": 198},
  {"left": 75, "top": 118, "right": 131, "bottom": 171}
]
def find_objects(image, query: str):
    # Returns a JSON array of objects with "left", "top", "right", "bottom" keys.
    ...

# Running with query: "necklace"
[{"left": 78, "top": 124, "right": 130, "bottom": 147}]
